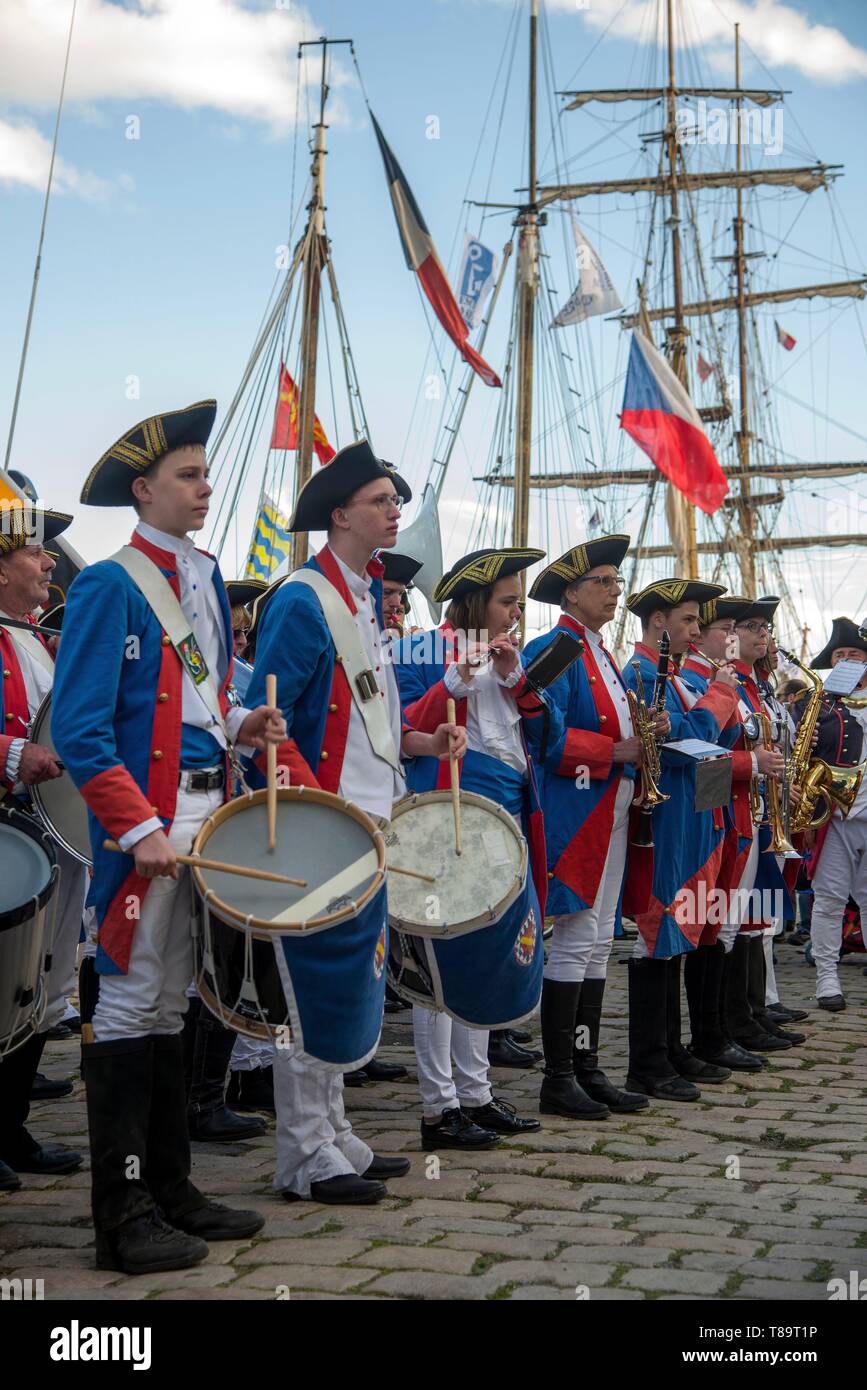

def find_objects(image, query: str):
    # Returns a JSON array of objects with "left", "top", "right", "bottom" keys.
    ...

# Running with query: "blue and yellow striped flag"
[{"left": 245, "top": 494, "right": 292, "bottom": 580}]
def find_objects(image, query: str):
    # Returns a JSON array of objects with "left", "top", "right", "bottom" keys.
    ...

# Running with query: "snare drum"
[
  {"left": 191, "top": 785, "right": 388, "bottom": 1070},
  {"left": 28, "top": 692, "right": 92, "bottom": 866},
  {"left": 385, "top": 790, "right": 543, "bottom": 1029},
  {"left": 0, "top": 807, "right": 58, "bottom": 1058}
]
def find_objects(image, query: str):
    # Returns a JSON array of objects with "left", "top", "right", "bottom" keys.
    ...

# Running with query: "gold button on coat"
[
  {"left": 153, "top": 750, "right": 163, "bottom": 760},
  {"left": 320, "top": 750, "right": 329, "bottom": 761}
]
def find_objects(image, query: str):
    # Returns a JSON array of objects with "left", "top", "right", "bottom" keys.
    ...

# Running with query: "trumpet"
[
  {"left": 758, "top": 706, "right": 797, "bottom": 856},
  {"left": 627, "top": 632, "right": 671, "bottom": 847}
]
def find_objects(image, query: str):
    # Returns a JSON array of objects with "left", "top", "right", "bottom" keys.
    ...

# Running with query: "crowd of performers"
[{"left": 0, "top": 400, "right": 865, "bottom": 1278}]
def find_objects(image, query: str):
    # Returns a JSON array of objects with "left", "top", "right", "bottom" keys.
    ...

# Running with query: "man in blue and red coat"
[
  {"left": 244, "top": 440, "right": 464, "bottom": 1205},
  {"left": 53, "top": 401, "right": 284, "bottom": 1275},
  {"left": 621, "top": 579, "right": 740, "bottom": 1101},
  {"left": 522, "top": 535, "right": 656, "bottom": 1119},
  {"left": 0, "top": 503, "right": 89, "bottom": 1192}
]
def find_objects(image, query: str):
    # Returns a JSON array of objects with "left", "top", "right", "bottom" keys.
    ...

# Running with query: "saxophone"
[{"left": 776, "top": 648, "right": 865, "bottom": 833}]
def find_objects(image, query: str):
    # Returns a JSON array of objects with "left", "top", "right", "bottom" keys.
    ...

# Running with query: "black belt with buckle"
[{"left": 180, "top": 767, "right": 225, "bottom": 792}]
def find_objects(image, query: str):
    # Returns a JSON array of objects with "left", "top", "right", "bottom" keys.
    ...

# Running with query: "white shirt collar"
[
  {"left": 136, "top": 521, "right": 197, "bottom": 562},
  {"left": 331, "top": 547, "right": 372, "bottom": 599},
  {"left": 583, "top": 625, "right": 603, "bottom": 647}
]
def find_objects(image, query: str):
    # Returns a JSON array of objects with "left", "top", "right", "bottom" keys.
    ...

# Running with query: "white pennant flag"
[{"left": 552, "top": 219, "right": 622, "bottom": 327}]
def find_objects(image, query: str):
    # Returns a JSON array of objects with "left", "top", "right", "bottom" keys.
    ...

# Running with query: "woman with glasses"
[
  {"left": 391, "top": 546, "right": 553, "bottom": 1149},
  {"left": 522, "top": 537, "right": 654, "bottom": 1119}
]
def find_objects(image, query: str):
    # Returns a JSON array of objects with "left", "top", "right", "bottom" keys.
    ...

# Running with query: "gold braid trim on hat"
[{"left": 436, "top": 548, "right": 542, "bottom": 600}]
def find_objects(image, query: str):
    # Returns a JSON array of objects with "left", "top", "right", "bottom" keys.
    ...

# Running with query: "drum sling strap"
[
  {"left": 108, "top": 546, "right": 230, "bottom": 745},
  {"left": 3, "top": 624, "right": 56, "bottom": 680},
  {"left": 289, "top": 569, "right": 403, "bottom": 778}
]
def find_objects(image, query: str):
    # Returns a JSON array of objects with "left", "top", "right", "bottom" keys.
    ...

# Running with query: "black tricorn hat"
[
  {"left": 734, "top": 595, "right": 780, "bottom": 628},
  {"left": 529, "top": 534, "right": 630, "bottom": 605},
  {"left": 626, "top": 577, "right": 725, "bottom": 621},
  {"left": 433, "top": 547, "right": 545, "bottom": 603},
  {"left": 225, "top": 579, "right": 268, "bottom": 610},
  {"left": 380, "top": 551, "right": 422, "bottom": 587},
  {"left": 81, "top": 400, "right": 217, "bottom": 507},
  {"left": 0, "top": 504, "right": 73, "bottom": 558},
  {"left": 811, "top": 616, "right": 867, "bottom": 670},
  {"left": 288, "top": 439, "right": 411, "bottom": 533},
  {"left": 697, "top": 593, "right": 751, "bottom": 627}
]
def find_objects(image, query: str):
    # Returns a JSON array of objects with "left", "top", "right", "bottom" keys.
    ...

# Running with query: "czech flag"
[
  {"left": 371, "top": 113, "right": 502, "bottom": 388},
  {"left": 620, "top": 331, "right": 729, "bottom": 515},
  {"left": 270, "top": 363, "right": 335, "bottom": 464}
]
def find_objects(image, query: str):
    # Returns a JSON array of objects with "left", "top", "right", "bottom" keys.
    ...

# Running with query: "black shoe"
[
  {"left": 343, "top": 1069, "right": 368, "bottom": 1087},
  {"left": 64, "top": 1014, "right": 82, "bottom": 1034},
  {"left": 226, "top": 1067, "right": 275, "bottom": 1113},
  {"left": 696, "top": 1041, "right": 765, "bottom": 1072},
  {"left": 762, "top": 1022, "right": 806, "bottom": 1045},
  {"left": 487, "top": 1032, "right": 539, "bottom": 1069},
  {"left": 577, "top": 1072, "right": 649, "bottom": 1113},
  {"left": 625, "top": 1073, "right": 701, "bottom": 1102},
  {"left": 95, "top": 1210, "right": 209, "bottom": 1274},
  {"left": 670, "top": 1044, "right": 730, "bottom": 1084},
  {"left": 0, "top": 1158, "right": 21, "bottom": 1191},
  {"left": 29, "top": 1072, "right": 74, "bottom": 1100},
  {"left": 732, "top": 1031, "right": 792, "bottom": 1052},
  {"left": 788, "top": 929, "right": 811, "bottom": 946},
  {"left": 508, "top": 1028, "right": 533, "bottom": 1045},
  {"left": 306, "top": 1174, "right": 387, "bottom": 1205},
  {"left": 765, "top": 1003, "right": 809, "bottom": 1023},
  {"left": 421, "top": 1108, "right": 501, "bottom": 1150},
  {"left": 3, "top": 1142, "right": 82, "bottom": 1175},
  {"left": 188, "top": 1105, "right": 266, "bottom": 1142},
  {"left": 169, "top": 1200, "right": 264, "bottom": 1240},
  {"left": 363, "top": 1059, "right": 409, "bottom": 1082},
  {"left": 384, "top": 998, "right": 407, "bottom": 1014},
  {"left": 364, "top": 1155, "right": 411, "bottom": 1179},
  {"left": 818, "top": 994, "right": 846, "bottom": 1012},
  {"left": 43, "top": 1023, "right": 73, "bottom": 1041},
  {"left": 539, "top": 1074, "right": 609, "bottom": 1119},
  {"left": 463, "top": 1098, "right": 541, "bottom": 1134}
]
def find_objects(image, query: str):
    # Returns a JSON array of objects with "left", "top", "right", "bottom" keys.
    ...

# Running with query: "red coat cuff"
[
  {"left": 557, "top": 727, "right": 614, "bottom": 780},
  {"left": 80, "top": 766, "right": 158, "bottom": 840},
  {"left": 730, "top": 749, "right": 754, "bottom": 781},
  {"left": 255, "top": 739, "right": 321, "bottom": 789},
  {"left": 696, "top": 684, "right": 739, "bottom": 726}
]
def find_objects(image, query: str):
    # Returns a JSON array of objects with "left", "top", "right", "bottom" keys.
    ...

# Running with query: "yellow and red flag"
[{"left": 270, "top": 363, "right": 335, "bottom": 465}]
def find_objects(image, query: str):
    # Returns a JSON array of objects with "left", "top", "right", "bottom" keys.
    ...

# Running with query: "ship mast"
[
  {"left": 663, "top": 0, "right": 698, "bottom": 577},
  {"left": 732, "top": 23, "right": 756, "bottom": 595},
  {"left": 293, "top": 37, "right": 352, "bottom": 566},
  {"left": 512, "top": 0, "right": 539, "bottom": 562}
]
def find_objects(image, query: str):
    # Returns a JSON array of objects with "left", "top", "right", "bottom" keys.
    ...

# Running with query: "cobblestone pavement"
[{"left": 2, "top": 938, "right": 866, "bottom": 1302}]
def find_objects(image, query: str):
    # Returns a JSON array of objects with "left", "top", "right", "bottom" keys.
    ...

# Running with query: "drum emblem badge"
[
  {"left": 514, "top": 908, "right": 538, "bottom": 967},
  {"left": 373, "top": 925, "right": 387, "bottom": 980}
]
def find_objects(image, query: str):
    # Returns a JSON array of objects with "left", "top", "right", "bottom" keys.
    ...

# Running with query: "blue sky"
[{"left": 1, "top": 0, "right": 866, "bottom": 648}]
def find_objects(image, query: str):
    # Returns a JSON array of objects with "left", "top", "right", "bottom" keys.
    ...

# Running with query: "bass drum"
[
  {"left": 0, "top": 807, "right": 57, "bottom": 1058},
  {"left": 28, "top": 692, "right": 92, "bottom": 866},
  {"left": 192, "top": 785, "right": 388, "bottom": 1070},
  {"left": 384, "top": 789, "right": 543, "bottom": 1029}
]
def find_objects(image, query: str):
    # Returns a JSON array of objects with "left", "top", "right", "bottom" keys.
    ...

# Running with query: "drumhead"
[
  {"left": 192, "top": 785, "right": 386, "bottom": 934},
  {"left": 0, "top": 807, "right": 57, "bottom": 930},
  {"left": 385, "top": 789, "right": 526, "bottom": 938},
  {"left": 29, "top": 693, "right": 93, "bottom": 866}
]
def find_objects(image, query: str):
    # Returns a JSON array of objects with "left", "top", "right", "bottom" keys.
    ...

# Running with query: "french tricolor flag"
[
  {"left": 620, "top": 331, "right": 729, "bottom": 515},
  {"left": 371, "top": 113, "right": 502, "bottom": 388}
]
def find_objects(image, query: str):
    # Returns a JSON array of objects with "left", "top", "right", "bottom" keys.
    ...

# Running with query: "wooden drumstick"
[
  {"left": 446, "top": 696, "right": 462, "bottom": 856},
  {"left": 266, "top": 672, "right": 278, "bottom": 852},
  {"left": 103, "top": 840, "right": 307, "bottom": 887},
  {"left": 389, "top": 864, "right": 437, "bottom": 884}
]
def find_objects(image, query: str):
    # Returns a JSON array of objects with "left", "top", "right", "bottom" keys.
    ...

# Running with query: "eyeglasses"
[
  {"left": 359, "top": 493, "right": 404, "bottom": 514},
  {"left": 735, "top": 621, "right": 771, "bottom": 635},
  {"left": 577, "top": 573, "right": 624, "bottom": 592}
]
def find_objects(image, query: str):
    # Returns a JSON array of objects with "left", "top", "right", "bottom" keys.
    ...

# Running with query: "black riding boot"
[
  {"left": 669, "top": 955, "right": 730, "bottom": 1083},
  {"left": 626, "top": 958, "right": 700, "bottom": 1101},
  {"left": 573, "top": 977, "right": 647, "bottom": 1112},
  {"left": 725, "top": 936, "right": 791, "bottom": 1053},
  {"left": 0, "top": 1032, "right": 82, "bottom": 1174},
  {"left": 695, "top": 943, "right": 764, "bottom": 1071},
  {"left": 150, "top": 1034, "right": 264, "bottom": 1241},
  {"left": 187, "top": 1004, "right": 267, "bottom": 1142},
  {"left": 539, "top": 980, "right": 609, "bottom": 1119},
  {"left": 82, "top": 1035, "right": 208, "bottom": 1274},
  {"left": 748, "top": 936, "right": 805, "bottom": 1045}
]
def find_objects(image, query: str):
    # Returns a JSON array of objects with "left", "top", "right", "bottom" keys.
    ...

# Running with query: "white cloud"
[
  {"left": 531, "top": 0, "right": 867, "bottom": 84},
  {"left": 0, "top": 116, "right": 116, "bottom": 198},
  {"left": 0, "top": 0, "right": 335, "bottom": 129}
]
